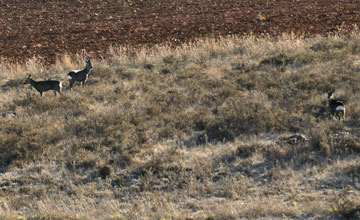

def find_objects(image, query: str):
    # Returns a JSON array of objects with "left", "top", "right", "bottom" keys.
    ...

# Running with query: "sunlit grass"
[{"left": 1, "top": 31, "right": 360, "bottom": 219}]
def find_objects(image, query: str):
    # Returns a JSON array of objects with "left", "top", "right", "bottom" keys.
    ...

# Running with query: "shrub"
[
  {"left": 98, "top": 165, "right": 112, "bottom": 179},
  {"left": 215, "top": 95, "right": 284, "bottom": 136},
  {"left": 0, "top": 118, "right": 63, "bottom": 167}
]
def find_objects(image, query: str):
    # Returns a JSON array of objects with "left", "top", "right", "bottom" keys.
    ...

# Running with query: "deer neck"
[
  {"left": 327, "top": 94, "right": 333, "bottom": 104},
  {"left": 85, "top": 65, "right": 92, "bottom": 73},
  {"left": 29, "top": 78, "right": 38, "bottom": 87}
]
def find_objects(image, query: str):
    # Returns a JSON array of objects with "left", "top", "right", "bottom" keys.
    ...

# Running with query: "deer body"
[
  {"left": 24, "top": 75, "right": 62, "bottom": 97},
  {"left": 67, "top": 60, "right": 93, "bottom": 90},
  {"left": 328, "top": 92, "right": 345, "bottom": 121}
]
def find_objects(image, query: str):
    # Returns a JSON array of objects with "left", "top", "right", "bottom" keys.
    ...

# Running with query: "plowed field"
[{"left": 1, "top": 0, "right": 360, "bottom": 64}]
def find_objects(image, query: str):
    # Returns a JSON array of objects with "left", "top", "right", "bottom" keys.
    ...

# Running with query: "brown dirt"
[{"left": 1, "top": 0, "right": 360, "bottom": 64}]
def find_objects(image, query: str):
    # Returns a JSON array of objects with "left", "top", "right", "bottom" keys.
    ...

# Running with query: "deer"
[
  {"left": 24, "top": 74, "right": 62, "bottom": 97},
  {"left": 327, "top": 91, "right": 345, "bottom": 121},
  {"left": 66, "top": 60, "right": 93, "bottom": 90}
]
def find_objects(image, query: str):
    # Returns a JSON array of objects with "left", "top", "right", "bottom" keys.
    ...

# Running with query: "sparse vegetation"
[{"left": 1, "top": 32, "right": 360, "bottom": 219}]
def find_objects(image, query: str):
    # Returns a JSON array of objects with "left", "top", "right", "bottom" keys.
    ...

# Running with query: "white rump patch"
[
  {"left": 66, "top": 75, "right": 72, "bottom": 80},
  {"left": 73, "top": 69, "right": 81, "bottom": 73},
  {"left": 59, "top": 82, "right": 62, "bottom": 88},
  {"left": 336, "top": 106, "right": 345, "bottom": 111}
]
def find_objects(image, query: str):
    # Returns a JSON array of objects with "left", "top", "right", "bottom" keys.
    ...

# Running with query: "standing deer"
[
  {"left": 66, "top": 60, "right": 93, "bottom": 90},
  {"left": 328, "top": 91, "right": 345, "bottom": 121},
  {"left": 24, "top": 74, "right": 62, "bottom": 97}
]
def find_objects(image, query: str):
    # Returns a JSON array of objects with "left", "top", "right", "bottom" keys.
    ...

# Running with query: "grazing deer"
[
  {"left": 24, "top": 74, "right": 62, "bottom": 97},
  {"left": 66, "top": 60, "right": 93, "bottom": 90},
  {"left": 328, "top": 91, "right": 345, "bottom": 121}
]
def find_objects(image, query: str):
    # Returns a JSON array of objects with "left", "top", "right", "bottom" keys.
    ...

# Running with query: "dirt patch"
[{"left": 1, "top": 0, "right": 360, "bottom": 64}]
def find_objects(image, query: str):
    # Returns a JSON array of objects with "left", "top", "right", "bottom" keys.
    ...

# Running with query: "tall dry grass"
[{"left": 1, "top": 31, "right": 360, "bottom": 219}]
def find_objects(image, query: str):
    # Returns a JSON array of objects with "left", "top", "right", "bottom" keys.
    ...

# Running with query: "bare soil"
[{"left": 1, "top": 0, "right": 360, "bottom": 64}]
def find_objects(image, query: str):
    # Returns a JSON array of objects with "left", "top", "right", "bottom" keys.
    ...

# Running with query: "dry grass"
[{"left": 1, "top": 31, "right": 360, "bottom": 219}]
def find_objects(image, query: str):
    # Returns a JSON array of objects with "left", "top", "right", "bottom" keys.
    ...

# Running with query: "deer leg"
[
  {"left": 69, "top": 80, "right": 73, "bottom": 90},
  {"left": 40, "top": 92, "right": 43, "bottom": 97},
  {"left": 82, "top": 80, "right": 85, "bottom": 88},
  {"left": 54, "top": 91, "right": 57, "bottom": 96}
]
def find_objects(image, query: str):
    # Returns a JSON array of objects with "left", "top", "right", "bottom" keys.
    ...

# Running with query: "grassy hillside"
[{"left": 1, "top": 32, "right": 360, "bottom": 219}]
